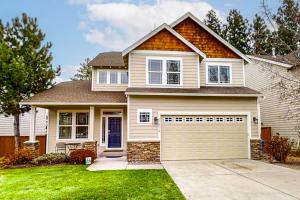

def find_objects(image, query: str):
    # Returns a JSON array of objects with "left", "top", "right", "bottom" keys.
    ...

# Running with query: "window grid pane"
[
  {"left": 208, "top": 66, "right": 219, "bottom": 83},
  {"left": 121, "top": 72, "right": 128, "bottom": 84},
  {"left": 59, "top": 126, "right": 72, "bottom": 139},
  {"left": 110, "top": 72, "right": 118, "bottom": 84},
  {"left": 99, "top": 71, "right": 107, "bottom": 84},
  {"left": 59, "top": 113, "right": 72, "bottom": 125},
  {"left": 76, "top": 126, "right": 88, "bottom": 139},
  {"left": 139, "top": 112, "right": 150, "bottom": 123},
  {"left": 220, "top": 66, "right": 230, "bottom": 83}
]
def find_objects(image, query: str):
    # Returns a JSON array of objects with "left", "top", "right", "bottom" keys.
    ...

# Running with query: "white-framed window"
[
  {"left": 58, "top": 111, "right": 89, "bottom": 140},
  {"left": 137, "top": 109, "right": 152, "bottom": 124},
  {"left": 175, "top": 117, "right": 183, "bottom": 122},
  {"left": 97, "top": 70, "right": 128, "bottom": 85},
  {"left": 164, "top": 117, "right": 173, "bottom": 123},
  {"left": 215, "top": 117, "right": 224, "bottom": 123},
  {"left": 206, "top": 117, "right": 214, "bottom": 123},
  {"left": 226, "top": 117, "right": 234, "bottom": 122},
  {"left": 147, "top": 57, "right": 182, "bottom": 86},
  {"left": 195, "top": 117, "right": 204, "bottom": 122},
  {"left": 206, "top": 63, "right": 232, "bottom": 84},
  {"left": 235, "top": 117, "right": 244, "bottom": 122},
  {"left": 185, "top": 117, "right": 193, "bottom": 122}
]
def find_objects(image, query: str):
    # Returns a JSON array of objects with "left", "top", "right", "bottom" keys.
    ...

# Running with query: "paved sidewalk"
[{"left": 87, "top": 156, "right": 163, "bottom": 171}]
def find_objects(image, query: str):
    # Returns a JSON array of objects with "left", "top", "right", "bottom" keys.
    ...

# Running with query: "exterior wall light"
[{"left": 253, "top": 117, "right": 258, "bottom": 124}]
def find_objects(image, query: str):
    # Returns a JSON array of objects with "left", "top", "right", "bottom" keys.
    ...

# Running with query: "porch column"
[
  {"left": 29, "top": 106, "right": 37, "bottom": 142},
  {"left": 88, "top": 106, "right": 95, "bottom": 141}
]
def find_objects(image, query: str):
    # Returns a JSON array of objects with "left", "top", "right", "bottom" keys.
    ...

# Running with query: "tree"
[
  {"left": 71, "top": 58, "right": 92, "bottom": 80},
  {"left": 273, "top": 0, "right": 300, "bottom": 55},
  {"left": 0, "top": 13, "right": 60, "bottom": 150},
  {"left": 251, "top": 14, "right": 272, "bottom": 54},
  {"left": 204, "top": 9, "right": 223, "bottom": 36},
  {"left": 223, "top": 9, "right": 251, "bottom": 54}
]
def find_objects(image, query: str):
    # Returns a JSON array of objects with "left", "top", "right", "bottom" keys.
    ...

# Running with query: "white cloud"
[{"left": 72, "top": 0, "right": 223, "bottom": 51}]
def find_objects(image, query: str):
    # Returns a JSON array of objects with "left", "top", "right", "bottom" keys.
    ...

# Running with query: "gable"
[
  {"left": 173, "top": 18, "right": 240, "bottom": 58},
  {"left": 135, "top": 29, "right": 194, "bottom": 52}
]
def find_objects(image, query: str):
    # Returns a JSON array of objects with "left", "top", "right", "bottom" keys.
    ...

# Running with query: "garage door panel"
[{"left": 161, "top": 115, "right": 248, "bottom": 160}]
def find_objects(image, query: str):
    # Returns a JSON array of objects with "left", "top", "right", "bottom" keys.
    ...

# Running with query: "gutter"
[{"left": 125, "top": 92, "right": 263, "bottom": 97}]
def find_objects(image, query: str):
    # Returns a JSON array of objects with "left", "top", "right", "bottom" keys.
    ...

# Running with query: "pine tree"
[
  {"left": 223, "top": 9, "right": 251, "bottom": 54},
  {"left": 273, "top": 0, "right": 300, "bottom": 54},
  {"left": 0, "top": 13, "right": 60, "bottom": 150},
  {"left": 204, "top": 9, "right": 223, "bottom": 36},
  {"left": 251, "top": 14, "right": 272, "bottom": 55},
  {"left": 71, "top": 58, "right": 92, "bottom": 80}
]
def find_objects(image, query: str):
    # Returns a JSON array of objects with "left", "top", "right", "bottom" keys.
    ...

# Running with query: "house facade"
[
  {"left": 247, "top": 51, "right": 300, "bottom": 144},
  {"left": 23, "top": 13, "right": 262, "bottom": 162}
]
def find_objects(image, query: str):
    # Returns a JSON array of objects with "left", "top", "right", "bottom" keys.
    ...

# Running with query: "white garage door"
[{"left": 161, "top": 115, "right": 248, "bottom": 160}]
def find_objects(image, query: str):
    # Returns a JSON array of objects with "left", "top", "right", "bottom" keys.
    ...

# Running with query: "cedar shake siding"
[
  {"left": 135, "top": 29, "right": 194, "bottom": 52},
  {"left": 173, "top": 18, "right": 240, "bottom": 58}
]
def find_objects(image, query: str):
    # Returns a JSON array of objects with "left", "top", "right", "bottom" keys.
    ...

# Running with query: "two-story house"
[{"left": 22, "top": 12, "right": 262, "bottom": 162}]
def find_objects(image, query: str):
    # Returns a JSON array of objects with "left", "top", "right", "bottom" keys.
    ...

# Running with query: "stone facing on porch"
[
  {"left": 250, "top": 139, "right": 261, "bottom": 160},
  {"left": 24, "top": 141, "right": 40, "bottom": 158},
  {"left": 127, "top": 142, "right": 160, "bottom": 163},
  {"left": 83, "top": 141, "right": 98, "bottom": 155}
]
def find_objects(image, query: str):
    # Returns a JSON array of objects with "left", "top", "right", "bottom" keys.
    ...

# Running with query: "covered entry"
[{"left": 160, "top": 114, "right": 249, "bottom": 160}]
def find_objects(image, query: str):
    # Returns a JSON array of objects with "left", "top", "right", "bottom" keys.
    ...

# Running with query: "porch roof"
[{"left": 21, "top": 80, "right": 127, "bottom": 106}]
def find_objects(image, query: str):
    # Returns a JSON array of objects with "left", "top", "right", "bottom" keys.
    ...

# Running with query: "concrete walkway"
[
  {"left": 87, "top": 156, "right": 163, "bottom": 171},
  {"left": 163, "top": 159, "right": 300, "bottom": 200}
]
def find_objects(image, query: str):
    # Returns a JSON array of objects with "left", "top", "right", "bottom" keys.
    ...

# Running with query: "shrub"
[
  {"left": 4, "top": 149, "right": 34, "bottom": 166},
  {"left": 69, "top": 149, "right": 96, "bottom": 164},
  {"left": 32, "top": 153, "right": 69, "bottom": 165},
  {"left": 265, "top": 135, "right": 292, "bottom": 163},
  {"left": 290, "top": 146, "right": 300, "bottom": 157}
]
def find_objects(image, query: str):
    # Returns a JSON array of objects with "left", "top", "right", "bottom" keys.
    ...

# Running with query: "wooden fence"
[{"left": 0, "top": 135, "right": 46, "bottom": 157}]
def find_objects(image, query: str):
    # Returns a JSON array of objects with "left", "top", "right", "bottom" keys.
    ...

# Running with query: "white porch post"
[
  {"left": 89, "top": 106, "right": 95, "bottom": 141},
  {"left": 29, "top": 106, "right": 37, "bottom": 142}
]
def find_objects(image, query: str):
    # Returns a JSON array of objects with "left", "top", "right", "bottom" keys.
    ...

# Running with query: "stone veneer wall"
[
  {"left": 127, "top": 142, "right": 160, "bottom": 163},
  {"left": 24, "top": 141, "right": 40, "bottom": 158},
  {"left": 250, "top": 139, "right": 261, "bottom": 160},
  {"left": 83, "top": 141, "right": 98, "bottom": 155}
]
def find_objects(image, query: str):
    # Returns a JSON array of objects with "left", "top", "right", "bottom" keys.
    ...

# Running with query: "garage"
[{"left": 161, "top": 115, "right": 249, "bottom": 160}]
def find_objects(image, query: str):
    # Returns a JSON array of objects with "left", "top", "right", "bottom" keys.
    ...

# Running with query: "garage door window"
[
  {"left": 215, "top": 117, "right": 224, "bottom": 123},
  {"left": 195, "top": 117, "right": 204, "bottom": 122},
  {"left": 164, "top": 117, "right": 173, "bottom": 123},
  {"left": 137, "top": 109, "right": 152, "bottom": 124},
  {"left": 175, "top": 117, "right": 183, "bottom": 122},
  {"left": 235, "top": 117, "right": 243, "bottom": 122},
  {"left": 226, "top": 117, "right": 234, "bottom": 122},
  {"left": 185, "top": 117, "right": 193, "bottom": 122},
  {"left": 206, "top": 117, "right": 214, "bottom": 122}
]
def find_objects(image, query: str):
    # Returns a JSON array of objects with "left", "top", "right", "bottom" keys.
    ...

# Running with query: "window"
[
  {"left": 195, "top": 117, "right": 204, "bottom": 122},
  {"left": 137, "top": 109, "right": 152, "bottom": 124},
  {"left": 101, "top": 117, "right": 106, "bottom": 144},
  {"left": 215, "top": 117, "right": 224, "bottom": 123},
  {"left": 175, "top": 117, "right": 183, "bottom": 122},
  {"left": 207, "top": 64, "right": 231, "bottom": 84},
  {"left": 185, "top": 117, "right": 193, "bottom": 122},
  {"left": 206, "top": 117, "right": 214, "bottom": 122},
  {"left": 235, "top": 117, "right": 243, "bottom": 122},
  {"left": 164, "top": 117, "right": 173, "bottom": 123},
  {"left": 97, "top": 70, "right": 128, "bottom": 85},
  {"left": 58, "top": 111, "right": 89, "bottom": 140},
  {"left": 226, "top": 117, "right": 234, "bottom": 122},
  {"left": 147, "top": 57, "right": 182, "bottom": 86}
]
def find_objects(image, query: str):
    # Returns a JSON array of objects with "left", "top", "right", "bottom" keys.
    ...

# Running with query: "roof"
[
  {"left": 122, "top": 23, "right": 206, "bottom": 58},
  {"left": 248, "top": 52, "right": 300, "bottom": 68},
  {"left": 22, "top": 81, "right": 127, "bottom": 105},
  {"left": 88, "top": 52, "right": 125, "bottom": 67},
  {"left": 170, "top": 12, "right": 251, "bottom": 63},
  {"left": 126, "top": 87, "right": 261, "bottom": 97}
]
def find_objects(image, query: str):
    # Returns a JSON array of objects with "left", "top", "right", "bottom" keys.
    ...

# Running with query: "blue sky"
[{"left": 0, "top": 0, "right": 281, "bottom": 81}]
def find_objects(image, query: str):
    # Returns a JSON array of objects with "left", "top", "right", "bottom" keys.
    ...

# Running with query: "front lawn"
[{"left": 0, "top": 165, "right": 184, "bottom": 200}]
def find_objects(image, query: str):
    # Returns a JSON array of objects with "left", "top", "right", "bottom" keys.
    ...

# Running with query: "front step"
[{"left": 100, "top": 150, "right": 127, "bottom": 158}]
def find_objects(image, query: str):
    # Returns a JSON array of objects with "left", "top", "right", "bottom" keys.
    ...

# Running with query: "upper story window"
[
  {"left": 97, "top": 70, "right": 128, "bottom": 85},
  {"left": 147, "top": 57, "right": 182, "bottom": 86},
  {"left": 206, "top": 63, "right": 232, "bottom": 84}
]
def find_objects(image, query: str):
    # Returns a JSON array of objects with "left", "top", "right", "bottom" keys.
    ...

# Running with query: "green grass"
[{"left": 0, "top": 164, "right": 184, "bottom": 200}]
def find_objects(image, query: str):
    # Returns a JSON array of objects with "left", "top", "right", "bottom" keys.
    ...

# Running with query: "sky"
[{"left": 0, "top": 0, "right": 281, "bottom": 82}]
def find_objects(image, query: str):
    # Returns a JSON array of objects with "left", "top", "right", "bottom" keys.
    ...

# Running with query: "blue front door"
[{"left": 108, "top": 117, "right": 122, "bottom": 148}]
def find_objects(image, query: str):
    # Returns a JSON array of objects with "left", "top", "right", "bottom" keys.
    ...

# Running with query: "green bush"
[
  {"left": 265, "top": 135, "right": 292, "bottom": 163},
  {"left": 69, "top": 149, "right": 96, "bottom": 164},
  {"left": 32, "top": 153, "right": 69, "bottom": 165}
]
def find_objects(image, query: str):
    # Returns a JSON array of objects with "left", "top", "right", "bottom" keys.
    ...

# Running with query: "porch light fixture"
[
  {"left": 253, "top": 117, "right": 258, "bottom": 124},
  {"left": 154, "top": 117, "right": 158, "bottom": 125}
]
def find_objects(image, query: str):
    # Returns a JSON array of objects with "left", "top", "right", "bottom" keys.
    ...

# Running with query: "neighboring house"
[
  {"left": 22, "top": 12, "right": 262, "bottom": 162},
  {"left": 0, "top": 108, "right": 47, "bottom": 136},
  {"left": 247, "top": 49, "right": 300, "bottom": 143}
]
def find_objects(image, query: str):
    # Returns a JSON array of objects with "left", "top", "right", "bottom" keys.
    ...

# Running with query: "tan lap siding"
[
  {"left": 130, "top": 52, "right": 199, "bottom": 88},
  {"left": 200, "top": 60, "right": 244, "bottom": 86},
  {"left": 129, "top": 96, "right": 259, "bottom": 140}
]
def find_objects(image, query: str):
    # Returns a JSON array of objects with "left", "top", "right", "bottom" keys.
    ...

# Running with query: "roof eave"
[
  {"left": 20, "top": 102, "right": 128, "bottom": 106},
  {"left": 125, "top": 92, "right": 262, "bottom": 97},
  {"left": 247, "top": 55, "right": 293, "bottom": 68}
]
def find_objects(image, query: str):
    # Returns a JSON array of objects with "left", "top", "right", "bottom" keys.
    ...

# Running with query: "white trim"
[
  {"left": 157, "top": 111, "right": 252, "bottom": 160},
  {"left": 21, "top": 102, "right": 127, "bottom": 106},
  {"left": 100, "top": 109, "right": 124, "bottom": 150},
  {"left": 127, "top": 95, "right": 130, "bottom": 141},
  {"left": 46, "top": 109, "right": 49, "bottom": 153},
  {"left": 257, "top": 97, "right": 262, "bottom": 139},
  {"left": 131, "top": 50, "right": 198, "bottom": 56},
  {"left": 170, "top": 12, "right": 251, "bottom": 63},
  {"left": 91, "top": 68, "right": 94, "bottom": 90},
  {"left": 125, "top": 92, "right": 262, "bottom": 97},
  {"left": 127, "top": 138, "right": 160, "bottom": 142},
  {"left": 88, "top": 106, "right": 95, "bottom": 141},
  {"left": 197, "top": 56, "right": 200, "bottom": 88},
  {"left": 137, "top": 109, "right": 152, "bottom": 125},
  {"left": 56, "top": 110, "right": 90, "bottom": 142},
  {"left": 243, "top": 61, "right": 246, "bottom": 86},
  {"left": 203, "top": 58, "right": 243, "bottom": 63},
  {"left": 146, "top": 56, "right": 183, "bottom": 87},
  {"left": 122, "top": 23, "right": 206, "bottom": 58},
  {"left": 128, "top": 53, "right": 131, "bottom": 87},
  {"left": 206, "top": 62, "right": 232, "bottom": 85},
  {"left": 29, "top": 106, "right": 37, "bottom": 142},
  {"left": 247, "top": 55, "right": 293, "bottom": 68}
]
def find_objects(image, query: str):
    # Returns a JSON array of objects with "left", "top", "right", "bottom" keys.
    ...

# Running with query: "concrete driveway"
[{"left": 162, "top": 160, "right": 300, "bottom": 200}]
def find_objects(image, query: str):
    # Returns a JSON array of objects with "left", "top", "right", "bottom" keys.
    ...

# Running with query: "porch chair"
[{"left": 55, "top": 142, "right": 66, "bottom": 154}]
